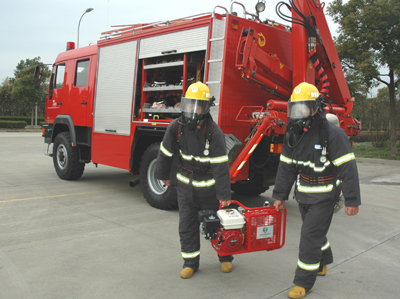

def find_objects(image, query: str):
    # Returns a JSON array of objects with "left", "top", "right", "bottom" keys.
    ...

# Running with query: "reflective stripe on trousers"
[
  {"left": 297, "top": 240, "right": 331, "bottom": 271},
  {"left": 294, "top": 200, "right": 336, "bottom": 289}
]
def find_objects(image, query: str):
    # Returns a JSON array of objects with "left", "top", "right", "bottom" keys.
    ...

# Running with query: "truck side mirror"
[
  {"left": 33, "top": 65, "right": 49, "bottom": 96},
  {"left": 33, "top": 66, "right": 41, "bottom": 83}
]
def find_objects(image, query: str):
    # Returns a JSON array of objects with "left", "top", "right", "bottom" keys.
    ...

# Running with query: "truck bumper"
[{"left": 42, "top": 124, "right": 53, "bottom": 144}]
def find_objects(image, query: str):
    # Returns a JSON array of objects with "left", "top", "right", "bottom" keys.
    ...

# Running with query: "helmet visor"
[
  {"left": 288, "top": 101, "right": 318, "bottom": 120},
  {"left": 181, "top": 97, "right": 210, "bottom": 120}
]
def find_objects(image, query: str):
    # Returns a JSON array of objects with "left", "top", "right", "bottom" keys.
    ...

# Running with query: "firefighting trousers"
[
  {"left": 177, "top": 188, "right": 233, "bottom": 271},
  {"left": 293, "top": 199, "right": 336, "bottom": 289}
]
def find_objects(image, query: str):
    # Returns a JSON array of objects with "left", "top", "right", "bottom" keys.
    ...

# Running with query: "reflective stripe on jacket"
[
  {"left": 155, "top": 118, "right": 231, "bottom": 201},
  {"left": 273, "top": 115, "right": 361, "bottom": 206}
]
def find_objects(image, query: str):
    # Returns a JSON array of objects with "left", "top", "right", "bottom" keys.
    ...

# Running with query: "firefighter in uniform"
[
  {"left": 155, "top": 82, "right": 233, "bottom": 279},
  {"left": 273, "top": 82, "right": 361, "bottom": 298}
]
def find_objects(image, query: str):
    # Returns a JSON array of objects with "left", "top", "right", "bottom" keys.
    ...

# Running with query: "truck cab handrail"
[
  {"left": 212, "top": 5, "right": 228, "bottom": 17},
  {"left": 230, "top": 1, "right": 258, "bottom": 20}
]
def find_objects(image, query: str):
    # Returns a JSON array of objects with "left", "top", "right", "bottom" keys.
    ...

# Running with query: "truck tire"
[
  {"left": 139, "top": 142, "right": 178, "bottom": 210},
  {"left": 231, "top": 172, "right": 268, "bottom": 196},
  {"left": 53, "top": 132, "right": 85, "bottom": 180}
]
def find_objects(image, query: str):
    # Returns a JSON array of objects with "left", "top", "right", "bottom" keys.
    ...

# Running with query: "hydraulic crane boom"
[{"left": 235, "top": 0, "right": 361, "bottom": 138}]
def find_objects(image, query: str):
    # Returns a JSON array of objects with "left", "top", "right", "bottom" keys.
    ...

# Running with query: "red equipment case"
[{"left": 212, "top": 200, "right": 286, "bottom": 256}]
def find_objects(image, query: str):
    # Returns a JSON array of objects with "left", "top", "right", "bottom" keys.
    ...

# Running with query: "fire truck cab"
[{"left": 39, "top": 0, "right": 360, "bottom": 210}]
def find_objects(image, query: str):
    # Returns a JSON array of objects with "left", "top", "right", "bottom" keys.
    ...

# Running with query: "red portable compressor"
[{"left": 198, "top": 200, "right": 286, "bottom": 256}]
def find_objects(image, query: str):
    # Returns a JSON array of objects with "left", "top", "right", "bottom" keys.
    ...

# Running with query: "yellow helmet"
[
  {"left": 181, "top": 82, "right": 211, "bottom": 121},
  {"left": 288, "top": 82, "right": 320, "bottom": 120},
  {"left": 184, "top": 81, "right": 211, "bottom": 100}
]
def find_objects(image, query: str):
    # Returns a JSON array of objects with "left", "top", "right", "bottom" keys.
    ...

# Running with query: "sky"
[{"left": 0, "top": 0, "right": 339, "bottom": 82}]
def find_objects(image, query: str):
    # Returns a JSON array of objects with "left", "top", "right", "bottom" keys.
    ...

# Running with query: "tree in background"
[
  {"left": 350, "top": 92, "right": 369, "bottom": 129},
  {"left": 328, "top": 0, "right": 400, "bottom": 155},
  {"left": 345, "top": 67, "right": 370, "bottom": 130},
  {"left": 0, "top": 78, "right": 15, "bottom": 115},
  {"left": 369, "top": 87, "right": 392, "bottom": 147},
  {"left": 10, "top": 57, "right": 50, "bottom": 124}
]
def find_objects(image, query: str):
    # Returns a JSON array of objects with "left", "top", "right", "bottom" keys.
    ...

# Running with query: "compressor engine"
[
  {"left": 199, "top": 208, "right": 245, "bottom": 254},
  {"left": 198, "top": 200, "right": 286, "bottom": 257}
]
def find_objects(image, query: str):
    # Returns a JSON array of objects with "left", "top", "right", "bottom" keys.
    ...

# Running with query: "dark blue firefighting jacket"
[
  {"left": 154, "top": 118, "right": 231, "bottom": 201},
  {"left": 273, "top": 112, "right": 361, "bottom": 206}
]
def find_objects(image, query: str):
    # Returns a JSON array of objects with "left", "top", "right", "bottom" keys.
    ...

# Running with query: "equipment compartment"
[{"left": 140, "top": 51, "right": 205, "bottom": 120}]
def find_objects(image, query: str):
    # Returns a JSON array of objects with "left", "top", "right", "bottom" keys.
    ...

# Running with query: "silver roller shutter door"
[{"left": 94, "top": 40, "right": 138, "bottom": 135}]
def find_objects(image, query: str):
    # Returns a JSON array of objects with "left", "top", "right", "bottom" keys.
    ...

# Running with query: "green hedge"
[
  {"left": 0, "top": 116, "right": 46, "bottom": 123},
  {"left": 351, "top": 130, "right": 400, "bottom": 143},
  {"left": 0, "top": 120, "right": 27, "bottom": 129}
]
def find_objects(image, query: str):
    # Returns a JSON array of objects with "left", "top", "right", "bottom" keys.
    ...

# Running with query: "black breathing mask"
[
  {"left": 185, "top": 119, "right": 200, "bottom": 130},
  {"left": 179, "top": 114, "right": 206, "bottom": 131},
  {"left": 285, "top": 118, "right": 312, "bottom": 148}
]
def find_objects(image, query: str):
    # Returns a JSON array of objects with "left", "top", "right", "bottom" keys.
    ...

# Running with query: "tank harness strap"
[
  {"left": 320, "top": 118, "right": 329, "bottom": 159},
  {"left": 180, "top": 117, "right": 214, "bottom": 200},
  {"left": 173, "top": 116, "right": 183, "bottom": 141},
  {"left": 300, "top": 173, "right": 336, "bottom": 185},
  {"left": 179, "top": 164, "right": 213, "bottom": 175}
]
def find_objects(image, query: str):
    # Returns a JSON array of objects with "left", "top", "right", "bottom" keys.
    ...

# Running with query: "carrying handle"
[{"left": 219, "top": 200, "right": 277, "bottom": 211}]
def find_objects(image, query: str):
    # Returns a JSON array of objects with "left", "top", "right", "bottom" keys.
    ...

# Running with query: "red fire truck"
[{"left": 37, "top": 0, "right": 360, "bottom": 210}]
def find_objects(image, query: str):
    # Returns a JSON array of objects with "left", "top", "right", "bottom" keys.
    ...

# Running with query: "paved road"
[{"left": 0, "top": 131, "right": 399, "bottom": 299}]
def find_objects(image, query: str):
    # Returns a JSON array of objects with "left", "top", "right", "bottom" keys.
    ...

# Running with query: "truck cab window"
[
  {"left": 53, "top": 64, "right": 65, "bottom": 89},
  {"left": 75, "top": 59, "right": 90, "bottom": 87}
]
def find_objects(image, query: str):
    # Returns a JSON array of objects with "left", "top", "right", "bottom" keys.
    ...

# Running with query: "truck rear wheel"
[
  {"left": 53, "top": 132, "right": 85, "bottom": 180},
  {"left": 231, "top": 172, "right": 268, "bottom": 196},
  {"left": 139, "top": 142, "right": 178, "bottom": 210}
]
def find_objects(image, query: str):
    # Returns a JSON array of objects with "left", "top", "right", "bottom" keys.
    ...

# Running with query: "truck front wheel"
[
  {"left": 53, "top": 132, "right": 85, "bottom": 180},
  {"left": 139, "top": 142, "right": 178, "bottom": 210}
]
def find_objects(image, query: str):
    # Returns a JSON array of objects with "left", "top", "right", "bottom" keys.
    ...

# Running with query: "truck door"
[
  {"left": 92, "top": 40, "right": 138, "bottom": 169},
  {"left": 46, "top": 63, "right": 67, "bottom": 122},
  {"left": 69, "top": 58, "right": 90, "bottom": 126}
]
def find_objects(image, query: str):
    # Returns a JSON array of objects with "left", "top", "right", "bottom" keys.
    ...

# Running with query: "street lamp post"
[{"left": 77, "top": 8, "right": 94, "bottom": 48}]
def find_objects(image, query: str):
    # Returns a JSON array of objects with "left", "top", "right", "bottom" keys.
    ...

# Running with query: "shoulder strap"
[
  {"left": 172, "top": 117, "right": 182, "bottom": 141},
  {"left": 204, "top": 118, "right": 213, "bottom": 141},
  {"left": 319, "top": 118, "right": 329, "bottom": 162},
  {"left": 321, "top": 118, "right": 329, "bottom": 150}
]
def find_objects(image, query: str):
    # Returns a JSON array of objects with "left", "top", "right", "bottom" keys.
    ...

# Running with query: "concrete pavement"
[{"left": 0, "top": 131, "right": 399, "bottom": 299}]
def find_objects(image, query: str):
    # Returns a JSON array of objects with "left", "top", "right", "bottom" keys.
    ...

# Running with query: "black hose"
[{"left": 129, "top": 178, "right": 140, "bottom": 187}]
